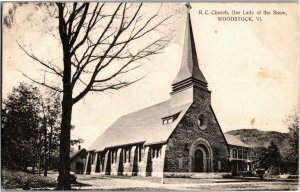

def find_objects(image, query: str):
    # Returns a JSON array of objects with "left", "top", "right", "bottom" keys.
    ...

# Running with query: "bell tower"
[{"left": 170, "top": 3, "right": 210, "bottom": 105}]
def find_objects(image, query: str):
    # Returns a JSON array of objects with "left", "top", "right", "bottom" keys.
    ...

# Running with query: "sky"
[{"left": 2, "top": 3, "right": 299, "bottom": 148}]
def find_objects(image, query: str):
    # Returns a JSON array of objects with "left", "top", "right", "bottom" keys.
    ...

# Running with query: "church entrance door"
[
  {"left": 189, "top": 138, "right": 213, "bottom": 172},
  {"left": 194, "top": 149, "right": 204, "bottom": 172}
]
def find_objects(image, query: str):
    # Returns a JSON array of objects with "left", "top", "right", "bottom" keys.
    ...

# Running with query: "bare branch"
[
  {"left": 20, "top": 71, "right": 63, "bottom": 93},
  {"left": 57, "top": 3, "right": 69, "bottom": 44},
  {"left": 22, "top": 3, "right": 172, "bottom": 106},
  {"left": 71, "top": 4, "right": 172, "bottom": 104},
  {"left": 70, "top": 3, "right": 105, "bottom": 56},
  {"left": 71, "top": 3, "right": 123, "bottom": 88},
  {"left": 90, "top": 76, "right": 144, "bottom": 92},
  {"left": 69, "top": 3, "right": 89, "bottom": 47},
  {"left": 17, "top": 41, "right": 63, "bottom": 78}
]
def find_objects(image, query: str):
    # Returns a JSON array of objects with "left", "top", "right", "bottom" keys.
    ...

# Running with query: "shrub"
[{"left": 2, "top": 169, "right": 57, "bottom": 189}]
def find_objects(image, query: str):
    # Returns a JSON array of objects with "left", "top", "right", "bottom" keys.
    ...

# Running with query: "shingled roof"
[
  {"left": 224, "top": 134, "right": 249, "bottom": 148},
  {"left": 88, "top": 100, "right": 192, "bottom": 151}
]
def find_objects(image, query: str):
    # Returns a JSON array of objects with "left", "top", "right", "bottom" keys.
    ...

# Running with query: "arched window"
[{"left": 197, "top": 114, "right": 207, "bottom": 130}]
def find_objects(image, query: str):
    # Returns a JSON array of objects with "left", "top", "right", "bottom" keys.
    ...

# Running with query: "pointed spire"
[{"left": 172, "top": 3, "right": 208, "bottom": 93}]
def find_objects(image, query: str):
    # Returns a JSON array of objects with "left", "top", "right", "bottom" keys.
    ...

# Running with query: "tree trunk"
[
  {"left": 38, "top": 131, "right": 42, "bottom": 175},
  {"left": 33, "top": 145, "right": 39, "bottom": 175},
  {"left": 48, "top": 124, "right": 53, "bottom": 171},
  {"left": 44, "top": 151, "right": 48, "bottom": 176},
  {"left": 57, "top": 43, "right": 73, "bottom": 189},
  {"left": 57, "top": 92, "right": 72, "bottom": 189},
  {"left": 57, "top": 5, "right": 74, "bottom": 188},
  {"left": 43, "top": 110, "right": 48, "bottom": 177}
]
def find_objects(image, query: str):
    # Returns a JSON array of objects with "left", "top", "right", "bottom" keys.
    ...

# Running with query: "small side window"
[
  {"left": 233, "top": 149, "right": 237, "bottom": 158},
  {"left": 162, "top": 112, "right": 181, "bottom": 125},
  {"left": 238, "top": 150, "right": 242, "bottom": 159}
]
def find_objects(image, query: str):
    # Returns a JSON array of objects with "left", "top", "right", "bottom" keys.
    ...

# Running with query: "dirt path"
[{"left": 67, "top": 174, "right": 299, "bottom": 191}]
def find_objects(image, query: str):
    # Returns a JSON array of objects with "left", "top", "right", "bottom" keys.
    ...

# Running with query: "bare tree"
[{"left": 18, "top": 2, "right": 172, "bottom": 189}]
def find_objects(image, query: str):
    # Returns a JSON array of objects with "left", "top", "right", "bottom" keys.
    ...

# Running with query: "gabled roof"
[
  {"left": 88, "top": 100, "right": 192, "bottom": 151},
  {"left": 172, "top": 12, "right": 207, "bottom": 86},
  {"left": 70, "top": 148, "right": 87, "bottom": 160},
  {"left": 224, "top": 134, "right": 249, "bottom": 148}
]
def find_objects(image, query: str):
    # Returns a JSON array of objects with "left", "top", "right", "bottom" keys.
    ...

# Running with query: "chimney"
[{"left": 78, "top": 145, "right": 81, "bottom": 150}]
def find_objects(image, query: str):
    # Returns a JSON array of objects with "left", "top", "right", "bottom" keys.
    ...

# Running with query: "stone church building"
[{"left": 83, "top": 6, "right": 251, "bottom": 177}]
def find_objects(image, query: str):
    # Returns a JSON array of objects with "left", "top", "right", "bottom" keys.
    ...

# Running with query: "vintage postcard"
[{"left": 2, "top": 1, "right": 299, "bottom": 191}]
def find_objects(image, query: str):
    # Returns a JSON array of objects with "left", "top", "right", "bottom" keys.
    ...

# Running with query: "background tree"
[
  {"left": 285, "top": 112, "right": 298, "bottom": 174},
  {"left": 2, "top": 83, "right": 70, "bottom": 176},
  {"left": 40, "top": 92, "right": 61, "bottom": 176},
  {"left": 17, "top": 2, "right": 172, "bottom": 189},
  {"left": 2, "top": 83, "right": 42, "bottom": 171},
  {"left": 254, "top": 141, "right": 281, "bottom": 175},
  {"left": 38, "top": 91, "right": 84, "bottom": 176}
]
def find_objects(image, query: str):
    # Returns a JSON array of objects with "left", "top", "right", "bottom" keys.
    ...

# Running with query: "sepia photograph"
[{"left": 1, "top": 1, "right": 299, "bottom": 191}]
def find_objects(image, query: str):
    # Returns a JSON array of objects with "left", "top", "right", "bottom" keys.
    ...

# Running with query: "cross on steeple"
[{"left": 185, "top": 3, "right": 192, "bottom": 13}]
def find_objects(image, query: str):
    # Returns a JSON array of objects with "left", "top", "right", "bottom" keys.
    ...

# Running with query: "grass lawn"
[{"left": 2, "top": 168, "right": 57, "bottom": 189}]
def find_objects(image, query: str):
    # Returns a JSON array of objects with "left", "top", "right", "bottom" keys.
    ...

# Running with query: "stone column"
[
  {"left": 203, "top": 158, "right": 207, "bottom": 172},
  {"left": 138, "top": 146, "right": 150, "bottom": 177},
  {"left": 91, "top": 153, "right": 99, "bottom": 174},
  {"left": 122, "top": 149, "right": 125, "bottom": 164},
  {"left": 152, "top": 145, "right": 167, "bottom": 178},
  {"left": 136, "top": 148, "right": 139, "bottom": 163},
  {"left": 129, "top": 146, "right": 136, "bottom": 176},
  {"left": 116, "top": 150, "right": 119, "bottom": 172},
  {"left": 189, "top": 156, "right": 194, "bottom": 172},
  {"left": 110, "top": 150, "right": 113, "bottom": 165},
  {"left": 84, "top": 152, "right": 91, "bottom": 174},
  {"left": 110, "top": 150, "right": 116, "bottom": 175},
  {"left": 103, "top": 150, "right": 110, "bottom": 175},
  {"left": 99, "top": 154, "right": 102, "bottom": 173},
  {"left": 123, "top": 149, "right": 129, "bottom": 175},
  {"left": 111, "top": 148, "right": 122, "bottom": 175},
  {"left": 126, "top": 149, "right": 129, "bottom": 162}
]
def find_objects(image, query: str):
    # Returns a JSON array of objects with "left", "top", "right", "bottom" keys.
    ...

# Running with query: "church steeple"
[{"left": 172, "top": 3, "right": 208, "bottom": 94}]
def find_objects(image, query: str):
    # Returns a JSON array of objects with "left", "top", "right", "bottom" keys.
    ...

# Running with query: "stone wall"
[
  {"left": 164, "top": 87, "right": 230, "bottom": 173},
  {"left": 70, "top": 156, "right": 86, "bottom": 174}
]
